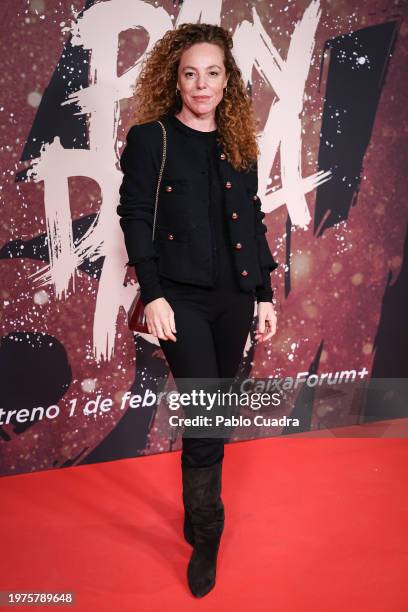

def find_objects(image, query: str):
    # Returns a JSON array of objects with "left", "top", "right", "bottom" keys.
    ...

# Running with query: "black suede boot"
[
  {"left": 182, "top": 460, "right": 225, "bottom": 598},
  {"left": 183, "top": 509, "right": 194, "bottom": 546}
]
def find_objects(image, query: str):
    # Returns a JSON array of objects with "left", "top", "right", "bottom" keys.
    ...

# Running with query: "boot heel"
[{"left": 187, "top": 528, "right": 223, "bottom": 597}]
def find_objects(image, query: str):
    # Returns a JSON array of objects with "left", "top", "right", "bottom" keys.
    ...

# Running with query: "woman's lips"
[{"left": 193, "top": 96, "right": 211, "bottom": 100}]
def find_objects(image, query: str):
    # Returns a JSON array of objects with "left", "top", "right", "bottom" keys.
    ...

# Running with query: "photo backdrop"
[{"left": 1, "top": 0, "right": 407, "bottom": 477}]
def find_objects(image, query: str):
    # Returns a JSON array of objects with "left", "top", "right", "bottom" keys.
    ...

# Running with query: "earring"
[{"left": 224, "top": 85, "right": 228, "bottom": 95}]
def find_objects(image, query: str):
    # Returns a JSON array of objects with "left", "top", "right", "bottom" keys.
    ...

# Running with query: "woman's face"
[{"left": 177, "top": 42, "right": 228, "bottom": 118}]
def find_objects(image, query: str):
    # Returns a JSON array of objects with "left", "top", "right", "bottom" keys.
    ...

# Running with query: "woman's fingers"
[
  {"left": 255, "top": 312, "right": 267, "bottom": 337},
  {"left": 169, "top": 309, "right": 177, "bottom": 334},
  {"left": 264, "top": 318, "right": 276, "bottom": 340},
  {"left": 146, "top": 311, "right": 164, "bottom": 339},
  {"left": 262, "top": 327, "right": 274, "bottom": 341},
  {"left": 160, "top": 305, "right": 177, "bottom": 341},
  {"left": 148, "top": 310, "right": 177, "bottom": 341},
  {"left": 144, "top": 298, "right": 177, "bottom": 341},
  {"left": 162, "top": 315, "right": 177, "bottom": 342},
  {"left": 151, "top": 318, "right": 164, "bottom": 340},
  {"left": 256, "top": 312, "right": 266, "bottom": 335},
  {"left": 255, "top": 316, "right": 277, "bottom": 342},
  {"left": 154, "top": 317, "right": 171, "bottom": 341}
]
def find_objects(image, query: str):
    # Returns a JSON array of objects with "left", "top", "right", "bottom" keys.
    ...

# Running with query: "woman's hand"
[
  {"left": 145, "top": 297, "right": 177, "bottom": 342},
  {"left": 255, "top": 301, "right": 277, "bottom": 342}
]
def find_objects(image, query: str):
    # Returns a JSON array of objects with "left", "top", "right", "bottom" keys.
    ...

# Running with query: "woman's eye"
[{"left": 184, "top": 71, "right": 220, "bottom": 78}]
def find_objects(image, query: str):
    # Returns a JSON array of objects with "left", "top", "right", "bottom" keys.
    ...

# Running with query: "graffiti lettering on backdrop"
[{"left": 24, "top": 0, "right": 329, "bottom": 362}]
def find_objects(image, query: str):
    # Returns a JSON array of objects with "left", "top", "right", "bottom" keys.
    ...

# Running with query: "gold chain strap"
[{"left": 152, "top": 120, "right": 167, "bottom": 242}]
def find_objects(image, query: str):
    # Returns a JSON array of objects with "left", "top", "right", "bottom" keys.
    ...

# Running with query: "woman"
[{"left": 117, "top": 23, "right": 279, "bottom": 598}]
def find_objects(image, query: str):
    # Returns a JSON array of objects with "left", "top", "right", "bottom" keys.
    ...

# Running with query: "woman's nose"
[{"left": 196, "top": 76, "right": 207, "bottom": 89}]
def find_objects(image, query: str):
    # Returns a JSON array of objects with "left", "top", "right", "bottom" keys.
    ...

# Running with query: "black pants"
[{"left": 158, "top": 246, "right": 255, "bottom": 468}]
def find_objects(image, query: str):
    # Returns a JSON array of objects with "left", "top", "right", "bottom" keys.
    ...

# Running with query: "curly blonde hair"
[{"left": 130, "top": 23, "right": 260, "bottom": 171}]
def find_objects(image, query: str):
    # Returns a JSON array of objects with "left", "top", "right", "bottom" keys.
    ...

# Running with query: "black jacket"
[{"left": 117, "top": 114, "right": 279, "bottom": 301}]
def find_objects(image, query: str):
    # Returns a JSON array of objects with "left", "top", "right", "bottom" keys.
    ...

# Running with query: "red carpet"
[{"left": 2, "top": 420, "right": 408, "bottom": 611}]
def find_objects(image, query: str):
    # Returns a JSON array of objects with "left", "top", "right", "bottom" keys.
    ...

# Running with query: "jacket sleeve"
[
  {"left": 254, "top": 196, "right": 279, "bottom": 303},
  {"left": 255, "top": 268, "right": 274, "bottom": 303},
  {"left": 117, "top": 124, "right": 160, "bottom": 265},
  {"left": 133, "top": 259, "right": 164, "bottom": 306},
  {"left": 249, "top": 162, "right": 279, "bottom": 302}
]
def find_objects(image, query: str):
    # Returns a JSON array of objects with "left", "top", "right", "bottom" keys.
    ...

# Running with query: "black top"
[{"left": 134, "top": 114, "right": 273, "bottom": 305}]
